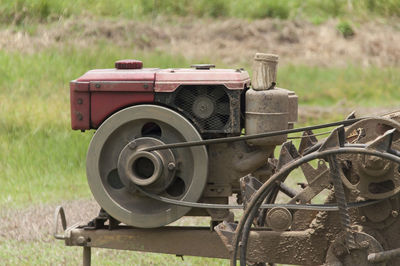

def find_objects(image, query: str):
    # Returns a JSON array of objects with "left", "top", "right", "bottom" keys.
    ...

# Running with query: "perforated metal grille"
[{"left": 174, "top": 86, "right": 230, "bottom": 131}]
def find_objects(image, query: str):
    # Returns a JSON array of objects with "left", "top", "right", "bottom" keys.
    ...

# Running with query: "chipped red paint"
[
  {"left": 90, "top": 92, "right": 154, "bottom": 128},
  {"left": 77, "top": 68, "right": 158, "bottom": 82},
  {"left": 70, "top": 84, "right": 90, "bottom": 130},
  {"left": 70, "top": 64, "right": 249, "bottom": 130},
  {"left": 154, "top": 68, "right": 250, "bottom": 92}
]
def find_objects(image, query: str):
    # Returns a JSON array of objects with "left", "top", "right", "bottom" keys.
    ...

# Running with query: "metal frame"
[{"left": 54, "top": 207, "right": 330, "bottom": 266}]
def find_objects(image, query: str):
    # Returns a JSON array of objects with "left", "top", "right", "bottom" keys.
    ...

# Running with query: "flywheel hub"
[{"left": 86, "top": 105, "right": 208, "bottom": 228}]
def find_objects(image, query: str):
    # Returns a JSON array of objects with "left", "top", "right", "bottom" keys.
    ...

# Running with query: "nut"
[
  {"left": 360, "top": 241, "right": 370, "bottom": 249},
  {"left": 168, "top": 162, "right": 176, "bottom": 171},
  {"left": 76, "top": 236, "right": 87, "bottom": 245},
  {"left": 128, "top": 141, "right": 137, "bottom": 150}
]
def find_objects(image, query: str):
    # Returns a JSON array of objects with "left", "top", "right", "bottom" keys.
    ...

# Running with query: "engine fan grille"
[{"left": 174, "top": 86, "right": 230, "bottom": 130}]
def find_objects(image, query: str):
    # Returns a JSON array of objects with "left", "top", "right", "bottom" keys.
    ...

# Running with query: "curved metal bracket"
[{"left": 54, "top": 206, "right": 67, "bottom": 240}]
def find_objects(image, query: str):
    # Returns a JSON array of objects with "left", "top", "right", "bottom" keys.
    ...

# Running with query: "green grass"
[
  {"left": 1, "top": 44, "right": 399, "bottom": 208},
  {"left": 1, "top": 0, "right": 399, "bottom": 25},
  {"left": 0, "top": 240, "right": 228, "bottom": 265},
  {"left": 278, "top": 64, "right": 400, "bottom": 106}
]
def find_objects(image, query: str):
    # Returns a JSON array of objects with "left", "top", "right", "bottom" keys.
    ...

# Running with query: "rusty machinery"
[{"left": 54, "top": 53, "right": 400, "bottom": 265}]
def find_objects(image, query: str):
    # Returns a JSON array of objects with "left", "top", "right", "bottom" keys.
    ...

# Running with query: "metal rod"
[
  {"left": 83, "top": 246, "right": 91, "bottom": 266},
  {"left": 368, "top": 248, "right": 400, "bottom": 263},
  {"left": 278, "top": 182, "right": 298, "bottom": 198},
  {"left": 144, "top": 118, "right": 365, "bottom": 151},
  {"left": 328, "top": 155, "right": 356, "bottom": 249}
]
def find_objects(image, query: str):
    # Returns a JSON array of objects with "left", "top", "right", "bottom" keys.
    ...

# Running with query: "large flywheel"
[{"left": 86, "top": 105, "right": 208, "bottom": 228}]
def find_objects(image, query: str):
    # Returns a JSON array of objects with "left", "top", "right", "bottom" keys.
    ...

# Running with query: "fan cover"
[{"left": 174, "top": 86, "right": 230, "bottom": 131}]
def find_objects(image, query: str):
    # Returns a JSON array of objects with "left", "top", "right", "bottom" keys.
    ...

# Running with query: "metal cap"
[
  {"left": 115, "top": 59, "right": 143, "bottom": 69},
  {"left": 254, "top": 53, "right": 279, "bottom": 62},
  {"left": 190, "top": 64, "right": 215, "bottom": 70}
]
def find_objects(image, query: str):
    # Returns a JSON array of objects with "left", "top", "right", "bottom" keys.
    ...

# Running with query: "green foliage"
[
  {"left": 336, "top": 20, "right": 355, "bottom": 38},
  {"left": 1, "top": 0, "right": 399, "bottom": 25},
  {"left": 278, "top": 65, "right": 400, "bottom": 106},
  {"left": 246, "top": 0, "right": 290, "bottom": 19},
  {"left": 0, "top": 240, "right": 227, "bottom": 265}
]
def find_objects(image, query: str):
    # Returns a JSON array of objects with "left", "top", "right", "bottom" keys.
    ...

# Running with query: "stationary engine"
[
  {"left": 66, "top": 53, "right": 400, "bottom": 265},
  {"left": 70, "top": 54, "right": 297, "bottom": 228}
]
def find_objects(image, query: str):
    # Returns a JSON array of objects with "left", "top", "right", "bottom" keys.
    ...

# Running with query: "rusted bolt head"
[
  {"left": 143, "top": 84, "right": 149, "bottom": 89},
  {"left": 95, "top": 83, "right": 101, "bottom": 88},
  {"left": 128, "top": 141, "right": 137, "bottom": 150},
  {"left": 360, "top": 241, "right": 370, "bottom": 249},
  {"left": 392, "top": 210, "right": 398, "bottom": 217},
  {"left": 77, "top": 98, "right": 83, "bottom": 104},
  {"left": 76, "top": 112, "right": 83, "bottom": 121},
  {"left": 76, "top": 236, "right": 87, "bottom": 245},
  {"left": 168, "top": 162, "right": 176, "bottom": 171}
]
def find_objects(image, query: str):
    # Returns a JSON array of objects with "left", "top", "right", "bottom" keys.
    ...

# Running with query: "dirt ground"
[
  {"left": 0, "top": 199, "right": 99, "bottom": 242},
  {"left": 2, "top": 16, "right": 400, "bottom": 67}
]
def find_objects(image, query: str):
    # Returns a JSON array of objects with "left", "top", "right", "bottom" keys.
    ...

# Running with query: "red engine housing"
[{"left": 70, "top": 60, "right": 250, "bottom": 135}]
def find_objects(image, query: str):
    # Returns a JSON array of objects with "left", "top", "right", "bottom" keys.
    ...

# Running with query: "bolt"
[
  {"left": 360, "top": 216, "right": 367, "bottom": 222},
  {"left": 168, "top": 162, "right": 176, "bottom": 171},
  {"left": 216, "top": 188, "right": 223, "bottom": 193},
  {"left": 95, "top": 83, "right": 101, "bottom": 88},
  {"left": 392, "top": 210, "right": 399, "bottom": 217},
  {"left": 77, "top": 98, "right": 83, "bottom": 104},
  {"left": 128, "top": 141, "right": 137, "bottom": 150},
  {"left": 76, "top": 112, "right": 83, "bottom": 121},
  {"left": 360, "top": 241, "right": 370, "bottom": 249},
  {"left": 76, "top": 236, "right": 87, "bottom": 245},
  {"left": 143, "top": 84, "right": 149, "bottom": 89}
]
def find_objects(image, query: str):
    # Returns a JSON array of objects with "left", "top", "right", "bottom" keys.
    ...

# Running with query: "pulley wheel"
[
  {"left": 341, "top": 118, "right": 400, "bottom": 199},
  {"left": 86, "top": 105, "right": 208, "bottom": 228}
]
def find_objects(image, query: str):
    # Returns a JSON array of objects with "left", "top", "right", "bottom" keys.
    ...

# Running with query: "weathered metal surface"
[
  {"left": 115, "top": 59, "right": 143, "bottom": 70},
  {"left": 251, "top": 53, "right": 278, "bottom": 91},
  {"left": 86, "top": 105, "right": 208, "bottom": 228},
  {"left": 66, "top": 53, "right": 400, "bottom": 266},
  {"left": 245, "top": 87, "right": 290, "bottom": 146},
  {"left": 76, "top": 68, "right": 157, "bottom": 82},
  {"left": 70, "top": 87, "right": 90, "bottom": 130},
  {"left": 341, "top": 118, "right": 400, "bottom": 199},
  {"left": 155, "top": 85, "right": 244, "bottom": 135},
  {"left": 90, "top": 92, "right": 154, "bottom": 127},
  {"left": 89, "top": 81, "right": 153, "bottom": 92},
  {"left": 65, "top": 226, "right": 230, "bottom": 259},
  {"left": 154, "top": 68, "right": 250, "bottom": 92}
]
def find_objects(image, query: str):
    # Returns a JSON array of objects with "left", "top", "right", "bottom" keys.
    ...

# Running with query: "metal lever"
[{"left": 53, "top": 206, "right": 67, "bottom": 240}]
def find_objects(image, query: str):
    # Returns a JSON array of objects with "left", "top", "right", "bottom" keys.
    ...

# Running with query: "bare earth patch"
[
  {"left": 0, "top": 199, "right": 99, "bottom": 242},
  {"left": 1, "top": 17, "right": 400, "bottom": 67}
]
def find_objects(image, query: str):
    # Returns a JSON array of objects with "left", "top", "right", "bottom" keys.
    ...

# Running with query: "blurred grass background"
[
  {"left": 1, "top": 0, "right": 399, "bottom": 24},
  {"left": 0, "top": 0, "right": 399, "bottom": 265}
]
